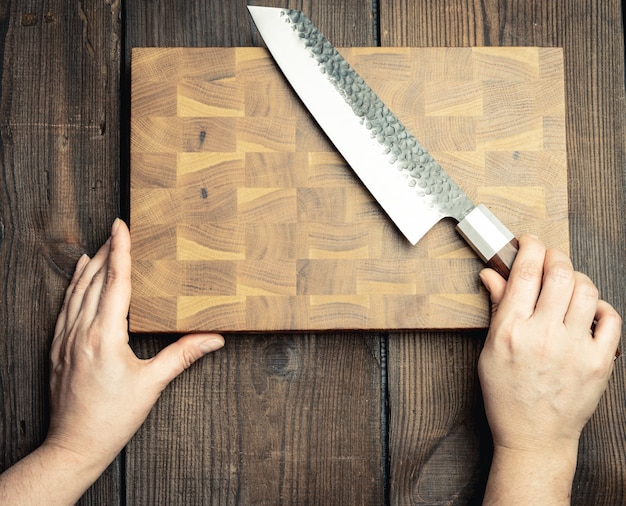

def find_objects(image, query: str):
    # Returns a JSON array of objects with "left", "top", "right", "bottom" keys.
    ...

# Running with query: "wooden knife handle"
[{"left": 485, "top": 237, "right": 519, "bottom": 280}]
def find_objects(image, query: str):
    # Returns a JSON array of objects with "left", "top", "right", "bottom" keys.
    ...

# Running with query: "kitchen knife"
[{"left": 248, "top": 6, "right": 519, "bottom": 278}]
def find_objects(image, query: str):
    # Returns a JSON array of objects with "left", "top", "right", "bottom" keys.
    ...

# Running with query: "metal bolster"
[{"left": 456, "top": 204, "right": 514, "bottom": 262}]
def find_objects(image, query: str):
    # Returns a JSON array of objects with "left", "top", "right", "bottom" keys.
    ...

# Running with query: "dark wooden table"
[{"left": 1, "top": 1, "right": 624, "bottom": 504}]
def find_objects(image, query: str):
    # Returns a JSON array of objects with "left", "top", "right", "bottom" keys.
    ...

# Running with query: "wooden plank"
[
  {"left": 124, "top": 1, "right": 385, "bottom": 504},
  {"left": 0, "top": 1, "right": 122, "bottom": 504},
  {"left": 382, "top": 0, "right": 626, "bottom": 504},
  {"left": 129, "top": 46, "right": 569, "bottom": 332},
  {"left": 128, "top": 334, "right": 383, "bottom": 504}
]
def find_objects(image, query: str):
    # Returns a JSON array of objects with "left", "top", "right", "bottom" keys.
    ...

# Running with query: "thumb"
[{"left": 147, "top": 333, "right": 225, "bottom": 390}]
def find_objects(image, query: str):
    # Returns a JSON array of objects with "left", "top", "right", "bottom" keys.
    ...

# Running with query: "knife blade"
[{"left": 248, "top": 6, "right": 519, "bottom": 278}]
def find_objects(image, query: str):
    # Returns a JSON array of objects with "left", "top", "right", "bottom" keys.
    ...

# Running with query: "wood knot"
[
  {"left": 41, "top": 241, "right": 88, "bottom": 279},
  {"left": 262, "top": 341, "right": 300, "bottom": 379},
  {"left": 21, "top": 13, "right": 38, "bottom": 26},
  {"left": 412, "top": 422, "right": 481, "bottom": 503}
]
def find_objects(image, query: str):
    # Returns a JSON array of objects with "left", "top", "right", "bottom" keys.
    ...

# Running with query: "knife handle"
[
  {"left": 485, "top": 238, "right": 519, "bottom": 280},
  {"left": 457, "top": 206, "right": 619, "bottom": 358},
  {"left": 456, "top": 204, "right": 518, "bottom": 280}
]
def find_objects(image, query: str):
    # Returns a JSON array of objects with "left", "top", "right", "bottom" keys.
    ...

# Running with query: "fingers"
[
  {"left": 497, "top": 236, "right": 546, "bottom": 318},
  {"left": 593, "top": 300, "right": 622, "bottom": 360},
  {"left": 147, "top": 334, "right": 225, "bottom": 390},
  {"left": 534, "top": 249, "right": 576, "bottom": 321},
  {"left": 562, "top": 272, "right": 599, "bottom": 334},
  {"left": 52, "top": 254, "right": 91, "bottom": 361},
  {"left": 54, "top": 254, "right": 90, "bottom": 336},
  {"left": 481, "top": 234, "right": 621, "bottom": 363},
  {"left": 63, "top": 238, "right": 112, "bottom": 330},
  {"left": 52, "top": 219, "right": 130, "bottom": 349},
  {"left": 96, "top": 219, "right": 132, "bottom": 325},
  {"left": 479, "top": 268, "right": 507, "bottom": 305}
]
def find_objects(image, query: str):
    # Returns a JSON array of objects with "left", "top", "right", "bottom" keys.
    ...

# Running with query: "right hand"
[{"left": 478, "top": 235, "right": 621, "bottom": 454}]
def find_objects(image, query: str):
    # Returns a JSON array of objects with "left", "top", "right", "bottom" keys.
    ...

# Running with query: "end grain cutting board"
[{"left": 129, "top": 47, "right": 569, "bottom": 333}]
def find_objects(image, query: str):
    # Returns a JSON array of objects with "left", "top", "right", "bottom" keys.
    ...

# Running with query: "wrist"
[
  {"left": 484, "top": 442, "right": 579, "bottom": 505},
  {"left": 0, "top": 441, "right": 114, "bottom": 505},
  {"left": 39, "top": 437, "right": 113, "bottom": 486}
]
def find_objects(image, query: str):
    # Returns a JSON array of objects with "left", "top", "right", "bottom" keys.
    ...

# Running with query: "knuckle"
[
  {"left": 604, "top": 310, "right": 623, "bottom": 335},
  {"left": 72, "top": 277, "right": 91, "bottom": 295},
  {"left": 515, "top": 260, "right": 543, "bottom": 282},
  {"left": 84, "top": 324, "right": 101, "bottom": 343},
  {"left": 546, "top": 261, "right": 574, "bottom": 285},
  {"left": 577, "top": 280, "right": 599, "bottom": 301},
  {"left": 180, "top": 347, "right": 199, "bottom": 370},
  {"left": 613, "top": 312, "right": 623, "bottom": 329},
  {"left": 105, "top": 265, "right": 119, "bottom": 284},
  {"left": 78, "top": 324, "right": 103, "bottom": 357},
  {"left": 491, "top": 317, "right": 525, "bottom": 352},
  {"left": 587, "top": 354, "right": 611, "bottom": 379},
  {"left": 106, "top": 262, "right": 129, "bottom": 286}
]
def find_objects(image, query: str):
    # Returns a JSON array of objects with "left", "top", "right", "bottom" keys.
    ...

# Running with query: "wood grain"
[
  {"left": 382, "top": 1, "right": 626, "bottom": 504},
  {"left": 128, "top": 333, "right": 384, "bottom": 505},
  {"left": 1, "top": 1, "right": 623, "bottom": 505},
  {"left": 130, "top": 46, "right": 569, "bottom": 332},
  {"left": 125, "top": 1, "right": 386, "bottom": 505},
  {"left": 0, "top": 0, "right": 122, "bottom": 504}
]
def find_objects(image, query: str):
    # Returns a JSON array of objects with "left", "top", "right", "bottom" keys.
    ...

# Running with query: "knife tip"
[
  {"left": 247, "top": 5, "right": 276, "bottom": 14},
  {"left": 247, "top": 5, "right": 289, "bottom": 26}
]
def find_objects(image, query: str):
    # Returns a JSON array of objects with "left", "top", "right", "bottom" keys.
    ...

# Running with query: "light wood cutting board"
[{"left": 129, "top": 47, "right": 569, "bottom": 332}]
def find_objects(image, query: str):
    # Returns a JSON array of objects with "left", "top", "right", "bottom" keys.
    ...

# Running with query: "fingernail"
[
  {"left": 76, "top": 254, "right": 89, "bottom": 272},
  {"left": 479, "top": 271, "right": 490, "bottom": 292},
  {"left": 199, "top": 336, "right": 225, "bottom": 354},
  {"left": 111, "top": 218, "right": 121, "bottom": 236}
]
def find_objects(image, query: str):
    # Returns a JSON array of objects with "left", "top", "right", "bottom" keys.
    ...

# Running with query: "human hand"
[
  {"left": 478, "top": 236, "right": 621, "bottom": 503},
  {"left": 478, "top": 236, "right": 621, "bottom": 452},
  {"left": 45, "top": 219, "right": 225, "bottom": 474}
]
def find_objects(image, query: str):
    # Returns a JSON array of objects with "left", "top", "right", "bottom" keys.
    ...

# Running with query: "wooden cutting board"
[{"left": 129, "top": 47, "right": 568, "bottom": 332}]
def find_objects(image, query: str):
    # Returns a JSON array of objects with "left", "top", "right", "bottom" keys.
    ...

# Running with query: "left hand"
[{"left": 45, "top": 219, "right": 224, "bottom": 471}]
